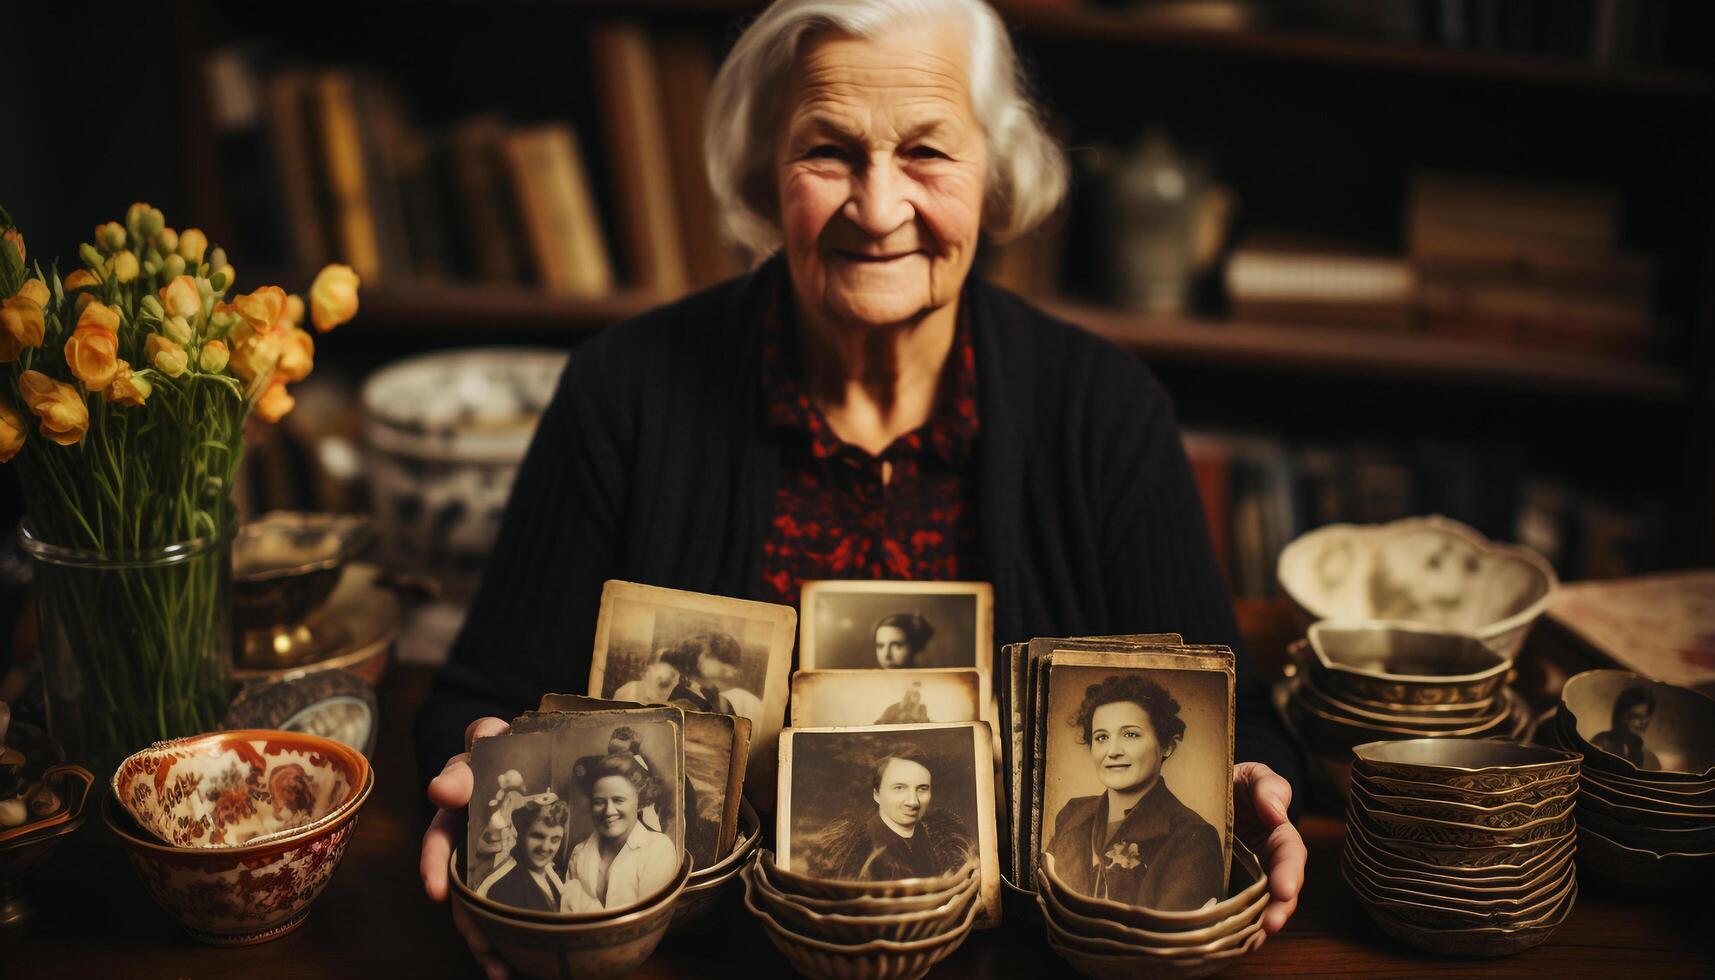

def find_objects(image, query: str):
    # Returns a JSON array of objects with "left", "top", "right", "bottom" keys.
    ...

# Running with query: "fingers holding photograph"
[
  {"left": 466, "top": 731, "right": 561, "bottom": 911},
  {"left": 777, "top": 722, "right": 1000, "bottom": 925},
  {"left": 1040, "top": 651, "right": 1235, "bottom": 913},
  {"left": 799, "top": 581, "right": 993, "bottom": 678},
  {"left": 790, "top": 668, "right": 983, "bottom": 727}
]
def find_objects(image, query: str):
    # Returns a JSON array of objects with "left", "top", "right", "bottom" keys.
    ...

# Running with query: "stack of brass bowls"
[
  {"left": 741, "top": 850, "right": 981, "bottom": 980},
  {"left": 667, "top": 799, "right": 764, "bottom": 934},
  {"left": 1539, "top": 669, "right": 1715, "bottom": 892},
  {"left": 1035, "top": 839, "right": 1270, "bottom": 980},
  {"left": 1278, "top": 622, "right": 1526, "bottom": 805},
  {"left": 1343, "top": 739, "right": 1581, "bottom": 957}
]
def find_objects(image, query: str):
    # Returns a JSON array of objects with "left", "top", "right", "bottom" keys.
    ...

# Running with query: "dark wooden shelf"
[{"left": 342, "top": 283, "right": 1686, "bottom": 402}]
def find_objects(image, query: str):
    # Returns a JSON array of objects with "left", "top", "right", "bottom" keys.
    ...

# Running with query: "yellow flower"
[
  {"left": 65, "top": 323, "right": 122, "bottom": 390},
  {"left": 178, "top": 228, "right": 208, "bottom": 264},
  {"left": 285, "top": 293, "right": 305, "bottom": 328},
  {"left": 233, "top": 285, "right": 287, "bottom": 333},
  {"left": 19, "top": 371, "right": 88, "bottom": 446},
  {"left": 163, "top": 314, "right": 194, "bottom": 346},
  {"left": 110, "top": 249, "right": 140, "bottom": 283},
  {"left": 0, "top": 397, "right": 25, "bottom": 462},
  {"left": 255, "top": 379, "right": 294, "bottom": 423},
  {"left": 63, "top": 269, "right": 99, "bottom": 316},
  {"left": 96, "top": 221, "right": 126, "bottom": 252},
  {"left": 227, "top": 322, "right": 280, "bottom": 383},
  {"left": 199, "top": 339, "right": 230, "bottom": 373},
  {"left": 309, "top": 264, "right": 359, "bottom": 332},
  {"left": 102, "top": 362, "right": 152, "bottom": 407},
  {"left": 276, "top": 327, "right": 314, "bottom": 383},
  {"left": 15, "top": 279, "right": 48, "bottom": 308},
  {"left": 76, "top": 301, "right": 122, "bottom": 335},
  {"left": 156, "top": 227, "right": 179, "bottom": 255},
  {"left": 2, "top": 228, "right": 23, "bottom": 263},
  {"left": 0, "top": 297, "right": 46, "bottom": 362},
  {"left": 160, "top": 275, "right": 201, "bottom": 319},
  {"left": 147, "top": 334, "right": 188, "bottom": 377}
]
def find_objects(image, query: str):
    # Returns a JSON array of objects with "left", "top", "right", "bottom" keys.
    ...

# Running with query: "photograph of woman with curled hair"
[
  {"left": 1042, "top": 662, "right": 1231, "bottom": 912},
  {"left": 873, "top": 612, "right": 935, "bottom": 668},
  {"left": 561, "top": 729, "right": 681, "bottom": 913},
  {"left": 799, "top": 581, "right": 993, "bottom": 681},
  {"left": 475, "top": 796, "right": 572, "bottom": 913}
]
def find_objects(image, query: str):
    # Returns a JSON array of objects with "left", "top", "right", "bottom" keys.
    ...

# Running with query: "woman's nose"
[{"left": 844, "top": 160, "right": 914, "bottom": 238}]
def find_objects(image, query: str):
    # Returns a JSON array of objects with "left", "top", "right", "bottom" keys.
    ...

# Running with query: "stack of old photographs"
[
  {"left": 447, "top": 703, "right": 693, "bottom": 979},
  {"left": 1004, "top": 635, "right": 1273, "bottom": 976},
  {"left": 741, "top": 722, "right": 998, "bottom": 978}
]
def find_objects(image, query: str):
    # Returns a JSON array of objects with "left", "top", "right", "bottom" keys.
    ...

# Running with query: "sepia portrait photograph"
[
  {"left": 469, "top": 708, "right": 685, "bottom": 915},
  {"left": 589, "top": 580, "right": 796, "bottom": 795},
  {"left": 778, "top": 722, "right": 1000, "bottom": 925},
  {"left": 790, "top": 668, "right": 983, "bottom": 728},
  {"left": 799, "top": 580, "right": 993, "bottom": 680},
  {"left": 1039, "top": 650, "right": 1234, "bottom": 912}
]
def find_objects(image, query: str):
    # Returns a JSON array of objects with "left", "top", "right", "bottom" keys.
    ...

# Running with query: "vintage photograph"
[
  {"left": 539, "top": 693, "right": 751, "bottom": 870},
  {"left": 589, "top": 580, "right": 796, "bottom": 796},
  {"left": 790, "top": 668, "right": 983, "bottom": 728},
  {"left": 778, "top": 722, "right": 1000, "bottom": 925},
  {"left": 468, "top": 707, "right": 685, "bottom": 915},
  {"left": 799, "top": 581, "right": 994, "bottom": 680},
  {"left": 1038, "top": 649, "right": 1234, "bottom": 912}
]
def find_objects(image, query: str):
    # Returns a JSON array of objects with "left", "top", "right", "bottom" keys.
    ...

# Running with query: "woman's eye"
[
  {"left": 806, "top": 145, "right": 848, "bottom": 161},
  {"left": 1124, "top": 731, "right": 1139, "bottom": 739},
  {"left": 907, "top": 145, "right": 947, "bottom": 160}
]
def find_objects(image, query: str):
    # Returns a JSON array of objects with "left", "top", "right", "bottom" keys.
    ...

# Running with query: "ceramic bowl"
[
  {"left": 1288, "top": 682, "right": 1512, "bottom": 752},
  {"left": 104, "top": 773, "right": 372, "bottom": 944},
  {"left": 741, "top": 860, "right": 980, "bottom": 980},
  {"left": 1342, "top": 854, "right": 1576, "bottom": 931},
  {"left": 1558, "top": 670, "right": 1715, "bottom": 780},
  {"left": 1044, "top": 925, "right": 1266, "bottom": 980},
  {"left": 752, "top": 865, "right": 981, "bottom": 945},
  {"left": 1344, "top": 803, "right": 1573, "bottom": 869},
  {"left": 1289, "top": 645, "right": 1501, "bottom": 717},
  {"left": 1277, "top": 515, "right": 1558, "bottom": 660},
  {"left": 1344, "top": 816, "right": 1575, "bottom": 886},
  {"left": 112, "top": 729, "right": 370, "bottom": 848},
  {"left": 757, "top": 848, "right": 977, "bottom": 902},
  {"left": 232, "top": 511, "right": 372, "bottom": 633},
  {"left": 1576, "top": 804, "right": 1715, "bottom": 855},
  {"left": 1307, "top": 621, "right": 1513, "bottom": 706},
  {"left": 1343, "top": 845, "right": 1573, "bottom": 909},
  {"left": 1351, "top": 738, "right": 1582, "bottom": 792},
  {"left": 1579, "top": 763, "right": 1715, "bottom": 803},
  {"left": 1350, "top": 780, "right": 1576, "bottom": 830},
  {"left": 222, "top": 670, "right": 380, "bottom": 758},
  {"left": 1294, "top": 675, "right": 1505, "bottom": 731},
  {"left": 1037, "top": 869, "right": 1268, "bottom": 948},
  {"left": 667, "top": 798, "right": 761, "bottom": 934},
  {"left": 1357, "top": 882, "right": 1575, "bottom": 957},
  {"left": 1580, "top": 770, "right": 1715, "bottom": 815},
  {"left": 1575, "top": 824, "right": 1714, "bottom": 893},
  {"left": 1041, "top": 904, "right": 1264, "bottom": 958},
  {"left": 1349, "top": 787, "right": 1573, "bottom": 848},
  {"left": 1039, "top": 837, "right": 1268, "bottom": 932},
  {"left": 1357, "top": 770, "right": 1579, "bottom": 808},
  {"left": 450, "top": 848, "right": 690, "bottom": 980}
]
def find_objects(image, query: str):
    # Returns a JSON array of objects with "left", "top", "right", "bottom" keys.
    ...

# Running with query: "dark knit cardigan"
[{"left": 415, "top": 256, "right": 1302, "bottom": 804}]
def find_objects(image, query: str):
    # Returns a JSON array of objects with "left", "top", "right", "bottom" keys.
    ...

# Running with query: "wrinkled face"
[
  {"left": 524, "top": 815, "right": 565, "bottom": 869},
  {"left": 875, "top": 625, "right": 915, "bottom": 668},
  {"left": 1624, "top": 702, "right": 1653, "bottom": 737},
  {"left": 776, "top": 22, "right": 987, "bottom": 332},
  {"left": 1090, "top": 701, "right": 1170, "bottom": 794},
  {"left": 697, "top": 653, "right": 740, "bottom": 693},
  {"left": 873, "top": 757, "right": 933, "bottom": 828},
  {"left": 590, "top": 775, "right": 639, "bottom": 840}
]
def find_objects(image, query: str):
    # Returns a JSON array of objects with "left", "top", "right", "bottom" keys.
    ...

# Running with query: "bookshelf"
[{"left": 165, "top": 0, "right": 1715, "bottom": 578}]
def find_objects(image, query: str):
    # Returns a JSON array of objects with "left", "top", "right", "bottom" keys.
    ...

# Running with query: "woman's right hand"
[{"left": 420, "top": 716, "right": 511, "bottom": 980}]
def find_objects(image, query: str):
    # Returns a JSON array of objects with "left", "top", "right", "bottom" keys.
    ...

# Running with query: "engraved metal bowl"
[{"left": 1307, "top": 621, "right": 1512, "bottom": 707}]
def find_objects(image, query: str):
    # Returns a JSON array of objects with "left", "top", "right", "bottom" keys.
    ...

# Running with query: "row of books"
[
  {"left": 200, "top": 23, "right": 742, "bottom": 296},
  {"left": 1184, "top": 430, "right": 1668, "bottom": 599}
]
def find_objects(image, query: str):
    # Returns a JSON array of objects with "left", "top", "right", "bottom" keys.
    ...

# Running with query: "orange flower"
[
  {"left": 285, "top": 293, "right": 305, "bottom": 328},
  {"left": 198, "top": 339, "right": 230, "bottom": 373},
  {"left": 309, "top": 264, "right": 359, "bottom": 332},
  {"left": 63, "top": 269, "right": 100, "bottom": 316},
  {"left": 255, "top": 379, "right": 294, "bottom": 423},
  {"left": 102, "top": 362, "right": 152, "bottom": 407},
  {"left": 227, "top": 323, "right": 280, "bottom": 383},
  {"left": 2, "top": 228, "right": 23, "bottom": 264},
  {"left": 19, "top": 370, "right": 88, "bottom": 446},
  {"left": 233, "top": 285, "right": 287, "bottom": 333},
  {"left": 76, "top": 301, "right": 121, "bottom": 335},
  {"left": 0, "top": 296, "right": 45, "bottom": 362},
  {"left": 159, "top": 275, "right": 202, "bottom": 319},
  {"left": 65, "top": 323, "right": 122, "bottom": 390},
  {"left": 0, "top": 397, "right": 25, "bottom": 462},
  {"left": 147, "top": 334, "right": 189, "bottom": 377},
  {"left": 276, "top": 327, "right": 314, "bottom": 383},
  {"left": 14, "top": 279, "right": 48, "bottom": 308}
]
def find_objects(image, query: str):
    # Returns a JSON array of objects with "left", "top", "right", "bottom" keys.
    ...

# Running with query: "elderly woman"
[{"left": 419, "top": 0, "right": 1304, "bottom": 968}]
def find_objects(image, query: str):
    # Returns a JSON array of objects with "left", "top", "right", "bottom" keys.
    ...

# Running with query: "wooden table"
[{"left": 5, "top": 665, "right": 1711, "bottom": 978}]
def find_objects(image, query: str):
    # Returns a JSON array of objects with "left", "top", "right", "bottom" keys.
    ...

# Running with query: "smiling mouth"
[{"left": 834, "top": 250, "right": 918, "bottom": 263}]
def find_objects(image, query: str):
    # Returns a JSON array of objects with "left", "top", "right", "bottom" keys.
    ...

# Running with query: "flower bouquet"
[{"left": 0, "top": 202, "right": 359, "bottom": 770}]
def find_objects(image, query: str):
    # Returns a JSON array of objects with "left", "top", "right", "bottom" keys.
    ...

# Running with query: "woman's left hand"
[{"left": 1233, "top": 761, "right": 1306, "bottom": 939}]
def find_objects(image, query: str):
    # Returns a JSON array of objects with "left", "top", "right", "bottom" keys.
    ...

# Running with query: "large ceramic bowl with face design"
[
  {"left": 112, "top": 729, "right": 370, "bottom": 849},
  {"left": 1277, "top": 516, "right": 1557, "bottom": 660},
  {"left": 1557, "top": 670, "right": 1715, "bottom": 780}
]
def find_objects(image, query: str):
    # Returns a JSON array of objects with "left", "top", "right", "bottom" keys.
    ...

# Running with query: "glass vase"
[{"left": 19, "top": 520, "right": 233, "bottom": 775}]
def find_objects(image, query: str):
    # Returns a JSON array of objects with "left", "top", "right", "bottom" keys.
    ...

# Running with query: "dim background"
[{"left": 3, "top": 0, "right": 1714, "bottom": 672}]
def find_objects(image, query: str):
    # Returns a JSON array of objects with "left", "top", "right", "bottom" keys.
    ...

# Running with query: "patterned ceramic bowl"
[
  {"left": 1039, "top": 838, "right": 1268, "bottom": 933},
  {"left": 667, "top": 798, "right": 762, "bottom": 934},
  {"left": 1036, "top": 876, "right": 1267, "bottom": 950},
  {"left": 1350, "top": 739, "right": 1582, "bottom": 792},
  {"left": 103, "top": 770, "right": 372, "bottom": 945},
  {"left": 1351, "top": 781, "right": 1576, "bottom": 831},
  {"left": 750, "top": 860, "right": 981, "bottom": 945},
  {"left": 1277, "top": 516, "right": 1557, "bottom": 660},
  {"left": 451, "top": 848, "right": 690, "bottom": 980},
  {"left": 112, "top": 729, "right": 370, "bottom": 848},
  {"left": 756, "top": 848, "right": 977, "bottom": 902},
  {"left": 1356, "top": 880, "right": 1576, "bottom": 957},
  {"left": 1044, "top": 925, "right": 1267, "bottom": 980},
  {"left": 1306, "top": 621, "right": 1513, "bottom": 708}
]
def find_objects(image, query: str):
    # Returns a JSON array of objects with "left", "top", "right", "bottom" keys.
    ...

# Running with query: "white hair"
[{"left": 705, "top": 0, "right": 1068, "bottom": 258}]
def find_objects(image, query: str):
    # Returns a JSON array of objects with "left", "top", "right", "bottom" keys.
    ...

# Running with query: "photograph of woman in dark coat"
[
  {"left": 477, "top": 797, "right": 570, "bottom": 913},
  {"left": 800, "top": 745, "right": 973, "bottom": 881},
  {"left": 1045, "top": 675, "right": 1223, "bottom": 911}
]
